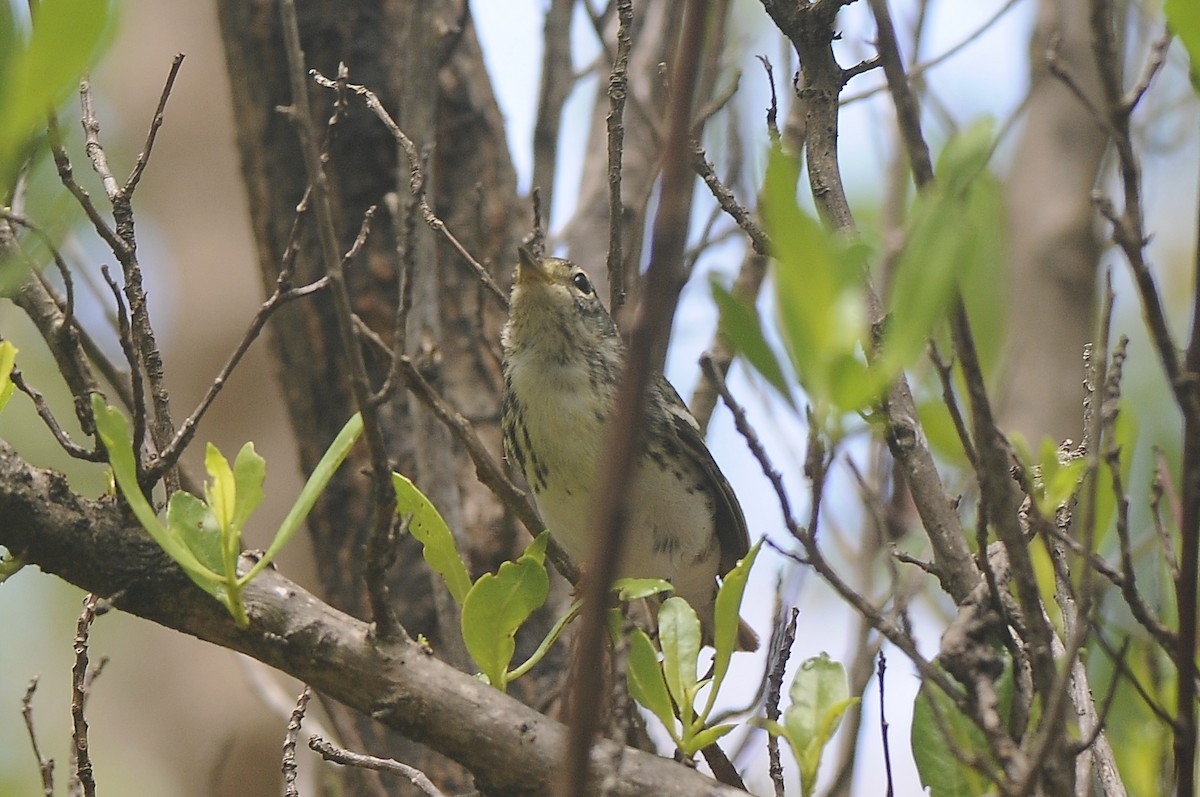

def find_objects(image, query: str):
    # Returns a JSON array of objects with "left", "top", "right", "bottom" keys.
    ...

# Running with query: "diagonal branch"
[{"left": 0, "top": 441, "right": 743, "bottom": 797}]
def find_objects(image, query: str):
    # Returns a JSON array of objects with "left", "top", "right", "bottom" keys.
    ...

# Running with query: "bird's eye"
[{"left": 571, "top": 272, "right": 593, "bottom": 294}]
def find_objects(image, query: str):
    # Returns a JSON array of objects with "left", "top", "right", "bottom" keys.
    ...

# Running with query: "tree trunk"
[
  {"left": 214, "top": 1, "right": 550, "bottom": 791},
  {"left": 998, "top": 0, "right": 1107, "bottom": 444}
]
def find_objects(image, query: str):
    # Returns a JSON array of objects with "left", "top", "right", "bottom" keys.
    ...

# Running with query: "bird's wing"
[{"left": 663, "top": 386, "right": 752, "bottom": 576}]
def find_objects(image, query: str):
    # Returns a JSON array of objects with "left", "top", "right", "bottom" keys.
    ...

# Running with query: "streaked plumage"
[{"left": 500, "top": 250, "right": 757, "bottom": 651}]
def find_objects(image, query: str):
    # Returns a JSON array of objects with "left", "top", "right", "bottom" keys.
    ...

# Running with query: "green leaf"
[
  {"left": 90, "top": 394, "right": 221, "bottom": 595},
  {"left": 884, "top": 120, "right": 1000, "bottom": 375},
  {"left": 659, "top": 596, "right": 701, "bottom": 728},
  {"left": 614, "top": 577, "right": 675, "bottom": 602},
  {"left": 204, "top": 443, "right": 236, "bottom": 531},
  {"left": 232, "top": 443, "right": 266, "bottom": 530},
  {"left": 166, "top": 490, "right": 221, "bottom": 573},
  {"left": 0, "top": 549, "right": 26, "bottom": 582},
  {"left": 242, "top": 412, "right": 364, "bottom": 585},
  {"left": 0, "top": 0, "right": 114, "bottom": 187},
  {"left": 626, "top": 627, "right": 679, "bottom": 742},
  {"left": 784, "top": 653, "right": 856, "bottom": 796},
  {"left": 686, "top": 722, "right": 735, "bottom": 755},
  {"left": 0, "top": 340, "right": 16, "bottom": 413},
  {"left": 912, "top": 679, "right": 993, "bottom": 797},
  {"left": 707, "top": 539, "right": 761, "bottom": 716},
  {"left": 763, "top": 147, "right": 879, "bottom": 414},
  {"left": 394, "top": 471, "right": 474, "bottom": 605},
  {"left": 462, "top": 549, "right": 550, "bottom": 690},
  {"left": 1166, "top": 0, "right": 1200, "bottom": 90},
  {"left": 710, "top": 280, "right": 794, "bottom": 405}
]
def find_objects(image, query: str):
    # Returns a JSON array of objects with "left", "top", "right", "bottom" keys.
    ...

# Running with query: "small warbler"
[{"left": 501, "top": 249, "right": 758, "bottom": 651}]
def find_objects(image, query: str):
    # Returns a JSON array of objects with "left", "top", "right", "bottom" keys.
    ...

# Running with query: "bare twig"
[
  {"left": 692, "top": 145, "right": 770, "bottom": 256},
  {"left": 310, "top": 69, "right": 507, "bottom": 307},
  {"left": 69, "top": 593, "right": 102, "bottom": 797},
  {"left": 8, "top": 367, "right": 103, "bottom": 461},
  {"left": 606, "top": 0, "right": 633, "bottom": 315},
  {"left": 563, "top": 3, "right": 713, "bottom": 792},
  {"left": 282, "top": 687, "right": 311, "bottom": 797},
  {"left": 309, "top": 736, "right": 448, "bottom": 797},
  {"left": 879, "top": 652, "right": 895, "bottom": 797},
  {"left": 766, "top": 605, "right": 798, "bottom": 797},
  {"left": 100, "top": 265, "right": 147, "bottom": 480},
  {"left": 148, "top": 274, "right": 330, "bottom": 478},
  {"left": 278, "top": 0, "right": 402, "bottom": 639},
  {"left": 21, "top": 679, "right": 55, "bottom": 797},
  {"left": 756, "top": 55, "right": 780, "bottom": 144},
  {"left": 533, "top": 0, "right": 576, "bottom": 221},
  {"left": 78, "top": 71, "right": 182, "bottom": 493},
  {"left": 841, "top": 0, "right": 1024, "bottom": 106},
  {"left": 928, "top": 342, "right": 976, "bottom": 468},
  {"left": 125, "top": 54, "right": 185, "bottom": 195}
]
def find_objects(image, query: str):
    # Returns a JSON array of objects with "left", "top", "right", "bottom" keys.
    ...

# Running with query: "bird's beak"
[{"left": 516, "top": 246, "right": 550, "bottom": 285}]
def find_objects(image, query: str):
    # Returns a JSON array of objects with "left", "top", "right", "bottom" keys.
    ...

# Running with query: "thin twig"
[
  {"left": 756, "top": 55, "right": 780, "bottom": 145},
  {"left": 606, "top": 0, "right": 633, "bottom": 315},
  {"left": 21, "top": 679, "right": 55, "bottom": 797},
  {"left": 148, "top": 274, "right": 331, "bottom": 478},
  {"left": 310, "top": 69, "right": 507, "bottom": 307},
  {"left": 8, "top": 368, "right": 103, "bottom": 461},
  {"left": 928, "top": 342, "right": 976, "bottom": 468},
  {"left": 532, "top": 0, "right": 575, "bottom": 220},
  {"left": 100, "top": 265, "right": 147, "bottom": 477},
  {"left": 692, "top": 145, "right": 770, "bottom": 256},
  {"left": 1091, "top": 628, "right": 1173, "bottom": 726},
  {"left": 879, "top": 652, "right": 895, "bottom": 797},
  {"left": 282, "top": 687, "right": 311, "bottom": 797},
  {"left": 766, "top": 605, "right": 798, "bottom": 797},
  {"left": 309, "top": 736, "right": 448, "bottom": 797},
  {"left": 563, "top": 2, "right": 714, "bottom": 792},
  {"left": 69, "top": 593, "right": 101, "bottom": 797},
  {"left": 125, "top": 54, "right": 185, "bottom": 194},
  {"left": 78, "top": 72, "right": 181, "bottom": 493},
  {"left": 841, "top": 0, "right": 1024, "bottom": 106},
  {"left": 278, "top": 0, "right": 402, "bottom": 639}
]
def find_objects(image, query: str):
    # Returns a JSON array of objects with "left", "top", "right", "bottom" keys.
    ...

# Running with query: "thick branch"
[{"left": 0, "top": 442, "right": 742, "bottom": 797}]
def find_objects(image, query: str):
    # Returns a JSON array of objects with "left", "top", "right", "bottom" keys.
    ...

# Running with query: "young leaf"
[
  {"left": 686, "top": 722, "right": 736, "bottom": 755},
  {"left": 885, "top": 121, "right": 1000, "bottom": 376},
  {"left": 243, "top": 412, "right": 364, "bottom": 584},
  {"left": 710, "top": 280, "right": 794, "bottom": 405},
  {"left": 659, "top": 596, "right": 701, "bottom": 728},
  {"left": 785, "top": 653, "right": 856, "bottom": 796},
  {"left": 394, "top": 471, "right": 474, "bottom": 605},
  {"left": 166, "top": 490, "right": 222, "bottom": 573},
  {"left": 625, "top": 627, "right": 679, "bottom": 743},
  {"left": 614, "top": 577, "right": 675, "bottom": 602},
  {"left": 0, "top": 0, "right": 113, "bottom": 185},
  {"left": 912, "top": 678, "right": 993, "bottom": 797},
  {"left": 90, "top": 395, "right": 221, "bottom": 596},
  {"left": 0, "top": 340, "right": 16, "bottom": 413},
  {"left": 1167, "top": 0, "right": 1200, "bottom": 88},
  {"left": 461, "top": 547, "right": 550, "bottom": 690},
  {"left": 231, "top": 442, "right": 266, "bottom": 530},
  {"left": 707, "top": 539, "right": 761, "bottom": 716},
  {"left": 204, "top": 443, "right": 237, "bottom": 532},
  {"left": 763, "top": 147, "right": 878, "bottom": 413}
]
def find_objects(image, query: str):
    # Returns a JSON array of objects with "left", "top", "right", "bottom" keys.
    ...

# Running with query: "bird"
[{"left": 500, "top": 248, "right": 758, "bottom": 651}]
